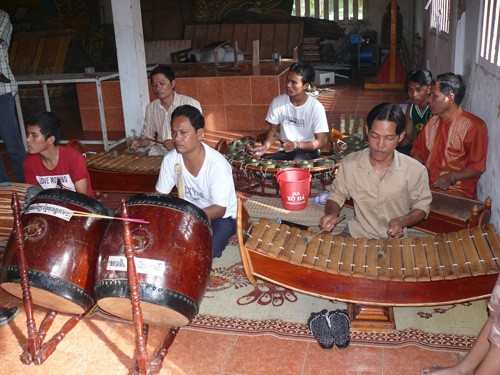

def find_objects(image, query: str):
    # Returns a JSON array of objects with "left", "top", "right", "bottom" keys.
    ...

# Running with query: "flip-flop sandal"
[
  {"left": 307, "top": 309, "right": 335, "bottom": 349},
  {"left": 329, "top": 309, "right": 351, "bottom": 349}
]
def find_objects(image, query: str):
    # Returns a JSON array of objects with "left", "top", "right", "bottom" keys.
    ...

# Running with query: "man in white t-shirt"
[
  {"left": 156, "top": 105, "right": 237, "bottom": 258},
  {"left": 250, "top": 61, "right": 329, "bottom": 160}
]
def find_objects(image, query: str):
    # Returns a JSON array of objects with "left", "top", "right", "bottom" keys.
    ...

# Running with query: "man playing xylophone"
[
  {"left": 249, "top": 61, "right": 329, "bottom": 161},
  {"left": 130, "top": 65, "right": 202, "bottom": 156},
  {"left": 411, "top": 73, "right": 488, "bottom": 200},
  {"left": 24, "top": 110, "right": 95, "bottom": 198},
  {"left": 320, "top": 103, "right": 432, "bottom": 239}
]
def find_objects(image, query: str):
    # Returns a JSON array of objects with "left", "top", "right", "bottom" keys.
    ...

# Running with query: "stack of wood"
[{"left": 301, "top": 36, "right": 321, "bottom": 62}]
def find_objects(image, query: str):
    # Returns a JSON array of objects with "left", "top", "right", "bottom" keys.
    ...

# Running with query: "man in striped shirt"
[
  {"left": 130, "top": 65, "right": 201, "bottom": 156},
  {"left": 0, "top": 9, "right": 26, "bottom": 182}
]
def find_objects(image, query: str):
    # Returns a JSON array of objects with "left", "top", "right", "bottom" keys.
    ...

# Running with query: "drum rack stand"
[
  {"left": 9, "top": 193, "right": 179, "bottom": 374},
  {"left": 119, "top": 199, "right": 179, "bottom": 375},
  {"left": 10, "top": 193, "right": 86, "bottom": 365}
]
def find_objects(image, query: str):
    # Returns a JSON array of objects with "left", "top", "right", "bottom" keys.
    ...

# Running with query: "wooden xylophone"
[
  {"left": 86, "top": 151, "right": 163, "bottom": 192},
  {"left": 236, "top": 199, "right": 500, "bottom": 330},
  {"left": 0, "top": 183, "right": 31, "bottom": 246}
]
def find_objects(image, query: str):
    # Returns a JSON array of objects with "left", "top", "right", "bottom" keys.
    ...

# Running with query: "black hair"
[
  {"left": 407, "top": 69, "right": 433, "bottom": 86},
  {"left": 366, "top": 103, "right": 406, "bottom": 135},
  {"left": 432, "top": 72, "right": 466, "bottom": 105},
  {"left": 171, "top": 105, "right": 205, "bottom": 131},
  {"left": 288, "top": 61, "right": 316, "bottom": 85},
  {"left": 25, "top": 110, "right": 63, "bottom": 145},
  {"left": 150, "top": 64, "right": 175, "bottom": 83}
]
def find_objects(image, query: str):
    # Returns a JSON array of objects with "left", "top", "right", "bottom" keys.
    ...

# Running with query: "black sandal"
[
  {"left": 307, "top": 309, "right": 335, "bottom": 349},
  {"left": 329, "top": 309, "right": 351, "bottom": 349}
]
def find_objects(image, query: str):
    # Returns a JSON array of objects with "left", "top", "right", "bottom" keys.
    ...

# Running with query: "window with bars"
[
  {"left": 291, "top": 0, "right": 364, "bottom": 21},
  {"left": 480, "top": 0, "right": 500, "bottom": 70},
  {"left": 430, "top": 0, "right": 450, "bottom": 34}
]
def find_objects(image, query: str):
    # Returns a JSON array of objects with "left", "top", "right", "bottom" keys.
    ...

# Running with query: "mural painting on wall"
[{"left": 195, "top": 0, "right": 293, "bottom": 22}]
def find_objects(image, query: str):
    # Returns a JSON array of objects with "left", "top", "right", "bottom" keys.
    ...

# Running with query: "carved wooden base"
[{"left": 347, "top": 303, "right": 395, "bottom": 332}]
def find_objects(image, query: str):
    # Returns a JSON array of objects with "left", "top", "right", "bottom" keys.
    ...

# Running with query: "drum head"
[
  {"left": 95, "top": 278, "right": 200, "bottom": 328},
  {"left": 97, "top": 297, "right": 189, "bottom": 328},
  {"left": 125, "top": 193, "right": 210, "bottom": 228},
  {"left": 31, "top": 188, "right": 112, "bottom": 215},
  {"left": 1, "top": 282, "right": 89, "bottom": 315}
]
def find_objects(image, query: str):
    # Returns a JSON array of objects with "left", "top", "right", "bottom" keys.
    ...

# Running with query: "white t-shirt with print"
[
  {"left": 266, "top": 94, "right": 329, "bottom": 142},
  {"left": 155, "top": 143, "right": 237, "bottom": 219}
]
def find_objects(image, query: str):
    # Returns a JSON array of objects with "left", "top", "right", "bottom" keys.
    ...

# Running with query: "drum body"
[
  {"left": 95, "top": 194, "right": 213, "bottom": 328},
  {"left": 0, "top": 189, "right": 111, "bottom": 314}
]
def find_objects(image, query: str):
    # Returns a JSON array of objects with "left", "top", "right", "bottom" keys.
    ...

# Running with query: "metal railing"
[{"left": 14, "top": 72, "right": 124, "bottom": 152}]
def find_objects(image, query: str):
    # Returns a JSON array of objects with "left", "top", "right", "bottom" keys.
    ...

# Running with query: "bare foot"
[{"left": 420, "top": 366, "right": 466, "bottom": 375}]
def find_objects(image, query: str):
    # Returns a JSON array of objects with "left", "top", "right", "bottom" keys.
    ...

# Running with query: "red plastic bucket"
[{"left": 276, "top": 168, "right": 312, "bottom": 211}]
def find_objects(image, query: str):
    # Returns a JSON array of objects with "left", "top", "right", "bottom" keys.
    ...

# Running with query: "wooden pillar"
[
  {"left": 389, "top": 0, "right": 397, "bottom": 84},
  {"left": 110, "top": 0, "right": 150, "bottom": 138}
]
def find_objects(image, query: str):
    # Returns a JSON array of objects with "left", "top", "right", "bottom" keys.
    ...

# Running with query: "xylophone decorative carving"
[{"left": 236, "top": 199, "right": 500, "bottom": 330}]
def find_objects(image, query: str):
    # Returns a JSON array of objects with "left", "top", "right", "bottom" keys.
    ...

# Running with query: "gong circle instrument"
[{"left": 223, "top": 135, "right": 367, "bottom": 197}]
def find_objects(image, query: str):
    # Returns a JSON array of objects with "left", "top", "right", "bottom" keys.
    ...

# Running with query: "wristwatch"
[
  {"left": 450, "top": 172, "right": 458, "bottom": 185},
  {"left": 295, "top": 141, "right": 300, "bottom": 150}
]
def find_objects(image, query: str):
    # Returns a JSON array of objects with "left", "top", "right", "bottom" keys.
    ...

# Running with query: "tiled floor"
[
  {"left": 0, "top": 291, "right": 465, "bottom": 374},
  {"left": 0, "top": 79, "right": 470, "bottom": 374}
]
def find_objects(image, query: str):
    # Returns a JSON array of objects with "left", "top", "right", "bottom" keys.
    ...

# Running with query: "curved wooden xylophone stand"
[
  {"left": 236, "top": 199, "right": 500, "bottom": 332},
  {"left": 119, "top": 199, "right": 179, "bottom": 375},
  {"left": 9, "top": 193, "right": 87, "bottom": 365}
]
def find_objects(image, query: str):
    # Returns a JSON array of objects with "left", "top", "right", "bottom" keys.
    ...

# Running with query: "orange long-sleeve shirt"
[{"left": 411, "top": 108, "right": 488, "bottom": 199}]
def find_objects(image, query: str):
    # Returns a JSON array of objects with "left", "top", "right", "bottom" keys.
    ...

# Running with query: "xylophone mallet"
[{"left": 175, "top": 163, "right": 185, "bottom": 199}]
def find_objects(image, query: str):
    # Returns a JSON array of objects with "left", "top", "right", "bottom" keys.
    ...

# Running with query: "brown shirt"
[{"left": 327, "top": 148, "right": 432, "bottom": 239}]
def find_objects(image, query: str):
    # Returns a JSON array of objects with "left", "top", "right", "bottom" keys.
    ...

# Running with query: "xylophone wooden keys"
[
  {"left": 420, "top": 236, "right": 444, "bottom": 281},
  {"left": 352, "top": 238, "right": 368, "bottom": 278},
  {"left": 469, "top": 225, "right": 500, "bottom": 274},
  {"left": 278, "top": 226, "right": 302, "bottom": 263},
  {"left": 376, "top": 238, "right": 391, "bottom": 280}
]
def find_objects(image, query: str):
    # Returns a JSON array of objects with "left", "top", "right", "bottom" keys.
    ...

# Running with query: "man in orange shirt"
[{"left": 411, "top": 73, "right": 488, "bottom": 200}]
